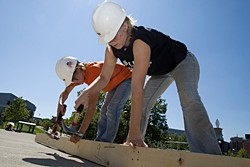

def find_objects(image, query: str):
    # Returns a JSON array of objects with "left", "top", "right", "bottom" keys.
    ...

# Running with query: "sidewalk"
[{"left": 0, "top": 129, "right": 102, "bottom": 167}]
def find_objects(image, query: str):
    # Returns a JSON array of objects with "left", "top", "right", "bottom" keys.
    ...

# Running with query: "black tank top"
[{"left": 111, "top": 26, "right": 187, "bottom": 75}]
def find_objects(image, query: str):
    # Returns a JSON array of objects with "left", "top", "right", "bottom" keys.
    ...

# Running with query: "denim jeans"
[
  {"left": 95, "top": 79, "right": 131, "bottom": 142},
  {"left": 140, "top": 52, "right": 222, "bottom": 155}
]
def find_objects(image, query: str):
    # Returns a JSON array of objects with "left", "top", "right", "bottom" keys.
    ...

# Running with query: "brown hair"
[
  {"left": 76, "top": 62, "right": 87, "bottom": 70},
  {"left": 71, "top": 62, "right": 87, "bottom": 82},
  {"left": 124, "top": 16, "right": 136, "bottom": 43},
  {"left": 107, "top": 16, "right": 136, "bottom": 51}
]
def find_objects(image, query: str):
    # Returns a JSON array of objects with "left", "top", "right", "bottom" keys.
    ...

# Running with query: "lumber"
[{"left": 35, "top": 133, "right": 250, "bottom": 167}]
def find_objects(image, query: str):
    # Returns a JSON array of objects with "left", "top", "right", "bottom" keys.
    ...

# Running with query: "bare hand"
[
  {"left": 75, "top": 91, "right": 89, "bottom": 110},
  {"left": 123, "top": 139, "right": 148, "bottom": 148},
  {"left": 70, "top": 135, "right": 81, "bottom": 143}
]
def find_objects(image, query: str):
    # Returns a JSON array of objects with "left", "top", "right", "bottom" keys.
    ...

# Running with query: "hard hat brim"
[
  {"left": 98, "top": 15, "right": 126, "bottom": 44},
  {"left": 64, "top": 63, "right": 77, "bottom": 87}
]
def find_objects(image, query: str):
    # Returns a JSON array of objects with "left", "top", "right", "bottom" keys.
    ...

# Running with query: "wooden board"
[{"left": 35, "top": 133, "right": 250, "bottom": 167}]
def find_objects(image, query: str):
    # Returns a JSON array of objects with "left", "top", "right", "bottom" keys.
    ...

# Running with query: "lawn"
[
  {"left": 15, "top": 124, "right": 44, "bottom": 134},
  {"left": 0, "top": 122, "right": 44, "bottom": 134}
]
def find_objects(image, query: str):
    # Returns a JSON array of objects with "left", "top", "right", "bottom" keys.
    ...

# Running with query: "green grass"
[
  {"left": 34, "top": 127, "right": 44, "bottom": 134},
  {"left": 0, "top": 122, "right": 44, "bottom": 135},
  {"left": 16, "top": 124, "right": 44, "bottom": 134}
]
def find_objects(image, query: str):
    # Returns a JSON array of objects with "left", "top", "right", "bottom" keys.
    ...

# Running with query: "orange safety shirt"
[{"left": 84, "top": 62, "right": 132, "bottom": 92}]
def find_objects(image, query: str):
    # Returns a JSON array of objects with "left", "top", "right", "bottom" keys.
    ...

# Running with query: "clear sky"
[{"left": 1, "top": 0, "right": 249, "bottom": 142}]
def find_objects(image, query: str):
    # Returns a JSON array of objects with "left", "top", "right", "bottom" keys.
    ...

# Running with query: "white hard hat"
[
  {"left": 55, "top": 56, "right": 78, "bottom": 87},
  {"left": 92, "top": 1, "right": 126, "bottom": 44}
]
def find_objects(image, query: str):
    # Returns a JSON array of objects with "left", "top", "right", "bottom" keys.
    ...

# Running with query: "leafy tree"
[
  {"left": 64, "top": 115, "right": 73, "bottom": 126},
  {"left": 237, "top": 149, "right": 249, "bottom": 158},
  {"left": 166, "top": 134, "right": 189, "bottom": 150},
  {"left": 178, "top": 134, "right": 189, "bottom": 150},
  {"left": 225, "top": 149, "right": 235, "bottom": 157},
  {"left": 115, "top": 97, "right": 170, "bottom": 147},
  {"left": 3, "top": 97, "right": 30, "bottom": 121},
  {"left": 40, "top": 118, "right": 53, "bottom": 131},
  {"left": 225, "top": 149, "right": 249, "bottom": 159},
  {"left": 81, "top": 110, "right": 100, "bottom": 140},
  {"left": 144, "top": 98, "right": 168, "bottom": 147}
]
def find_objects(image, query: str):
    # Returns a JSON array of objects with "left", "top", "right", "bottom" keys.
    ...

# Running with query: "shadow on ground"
[{"left": 23, "top": 152, "right": 100, "bottom": 167}]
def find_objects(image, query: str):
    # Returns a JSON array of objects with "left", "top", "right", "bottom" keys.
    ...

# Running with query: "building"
[
  {"left": 0, "top": 92, "right": 36, "bottom": 118},
  {"left": 213, "top": 119, "right": 250, "bottom": 156},
  {"left": 243, "top": 137, "right": 250, "bottom": 156},
  {"left": 230, "top": 135, "right": 250, "bottom": 156},
  {"left": 168, "top": 128, "right": 185, "bottom": 136}
]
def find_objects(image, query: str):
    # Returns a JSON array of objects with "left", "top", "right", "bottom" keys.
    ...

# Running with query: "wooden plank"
[{"left": 35, "top": 133, "right": 250, "bottom": 167}]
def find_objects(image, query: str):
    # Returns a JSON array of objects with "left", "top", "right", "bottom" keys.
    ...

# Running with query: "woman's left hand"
[
  {"left": 75, "top": 90, "right": 90, "bottom": 111},
  {"left": 123, "top": 139, "right": 148, "bottom": 148},
  {"left": 70, "top": 135, "right": 81, "bottom": 143}
]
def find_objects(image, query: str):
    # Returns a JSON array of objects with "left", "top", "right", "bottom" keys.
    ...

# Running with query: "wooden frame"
[{"left": 35, "top": 133, "right": 250, "bottom": 167}]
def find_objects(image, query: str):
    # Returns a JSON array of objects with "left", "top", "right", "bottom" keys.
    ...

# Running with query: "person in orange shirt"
[{"left": 55, "top": 56, "right": 131, "bottom": 143}]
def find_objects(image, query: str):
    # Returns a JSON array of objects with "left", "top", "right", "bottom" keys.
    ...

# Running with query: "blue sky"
[{"left": 1, "top": 0, "right": 249, "bottom": 142}]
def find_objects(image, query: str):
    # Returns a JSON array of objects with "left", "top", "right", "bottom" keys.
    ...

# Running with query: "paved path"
[{"left": 0, "top": 129, "right": 102, "bottom": 167}]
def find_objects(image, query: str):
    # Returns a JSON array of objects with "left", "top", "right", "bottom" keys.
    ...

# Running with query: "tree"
[
  {"left": 237, "top": 149, "right": 249, "bottom": 158},
  {"left": 40, "top": 118, "right": 53, "bottom": 131},
  {"left": 116, "top": 97, "right": 169, "bottom": 147},
  {"left": 166, "top": 134, "right": 189, "bottom": 150},
  {"left": 144, "top": 98, "right": 169, "bottom": 148},
  {"left": 225, "top": 149, "right": 249, "bottom": 159},
  {"left": 3, "top": 97, "right": 30, "bottom": 121}
]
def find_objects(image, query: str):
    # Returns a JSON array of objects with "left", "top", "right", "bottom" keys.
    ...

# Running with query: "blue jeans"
[
  {"left": 141, "top": 52, "right": 222, "bottom": 155},
  {"left": 95, "top": 79, "right": 131, "bottom": 142}
]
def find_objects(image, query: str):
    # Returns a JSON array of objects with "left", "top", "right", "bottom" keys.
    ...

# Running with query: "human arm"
[
  {"left": 57, "top": 85, "right": 74, "bottom": 120},
  {"left": 127, "top": 39, "right": 151, "bottom": 147},
  {"left": 70, "top": 92, "right": 99, "bottom": 143},
  {"left": 74, "top": 48, "right": 117, "bottom": 109}
]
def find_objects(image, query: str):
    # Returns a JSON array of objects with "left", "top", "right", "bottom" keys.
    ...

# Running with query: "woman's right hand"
[
  {"left": 75, "top": 90, "right": 90, "bottom": 110},
  {"left": 70, "top": 134, "right": 82, "bottom": 143}
]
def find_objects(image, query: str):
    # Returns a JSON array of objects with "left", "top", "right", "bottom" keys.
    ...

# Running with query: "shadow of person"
[{"left": 23, "top": 152, "right": 102, "bottom": 167}]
